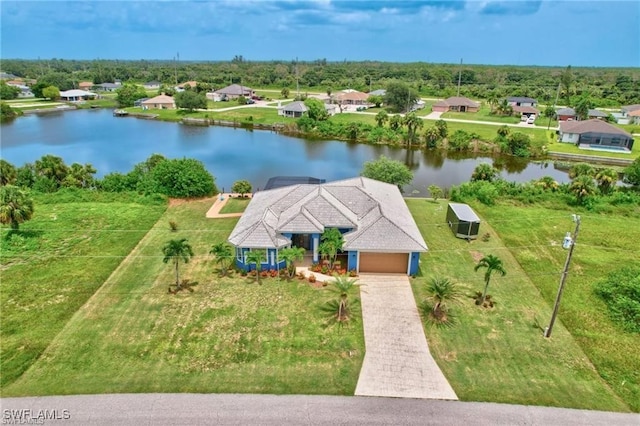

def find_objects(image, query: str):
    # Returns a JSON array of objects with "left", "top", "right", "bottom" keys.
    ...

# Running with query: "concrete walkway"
[
  {"left": 205, "top": 193, "right": 251, "bottom": 219},
  {"left": 355, "top": 274, "right": 458, "bottom": 400}
]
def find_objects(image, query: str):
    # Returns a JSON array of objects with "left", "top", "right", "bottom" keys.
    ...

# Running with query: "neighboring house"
[
  {"left": 627, "top": 109, "right": 640, "bottom": 125},
  {"left": 59, "top": 89, "right": 97, "bottom": 102},
  {"left": 335, "top": 90, "right": 369, "bottom": 105},
  {"left": 368, "top": 89, "right": 386, "bottom": 96},
  {"left": 507, "top": 96, "right": 537, "bottom": 107},
  {"left": 94, "top": 82, "right": 121, "bottom": 92},
  {"left": 555, "top": 107, "right": 577, "bottom": 121},
  {"left": 144, "top": 81, "right": 161, "bottom": 90},
  {"left": 133, "top": 97, "right": 149, "bottom": 107},
  {"left": 78, "top": 81, "right": 94, "bottom": 90},
  {"left": 228, "top": 177, "right": 428, "bottom": 275},
  {"left": 324, "top": 103, "right": 338, "bottom": 116},
  {"left": 6, "top": 82, "right": 34, "bottom": 98},
  {"left": 206, "top": 92, "right": 223, "bottom": 102},
  {"left": 587, "top": 109, "right": 609, "bottom": 120},
  {"left": 410, "top": 99, "right": 426, "bottom": 112},
  {"left": 214, "top": 84, "right": 254, "bottom": 100},
  {"left": 432, "top": 96, "right": 480, "bottom": 113},
  {"left": 558, "top": 119, "right": 634, "bottom": 151},
  {"left": 140, "top": 93, "right": 176, "bottom": 109},
  {"left": 512, "top": 105, "right": 539, "bottom": 118},
  {"left": 620, "top": 104, "right": 640, "bottom": 124},
  {"left": 278, "top": 101, "right": 307, "bottom": 118}
]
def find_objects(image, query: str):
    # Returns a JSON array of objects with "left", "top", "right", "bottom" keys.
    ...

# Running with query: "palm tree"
[
  {"left": 209, "top": 242, "right": 233, "bottom": 276},
  {"left": 425, "top": 277, "right": 460, "bottom": 323},
  {"left": 389, "top": 114, "right": 403, "bottom": 131},
  {"left": 63, "top": 163, "right": 97, "bottom": 188},
  {"left": 487, "top": 92, "right": 499, "bottom": 113},
  {"left": 568, "top": 163, "right": 595, "bottom": 179},
  {"left": 35, "top": 154, "right": 68, "bottom": 185},
  {"left": 536, "top": 176, "right": 559, "bottom": 192},
  {"left": 495, "top": 99, "right": 513, "bottom": 116},
  {"left": 244, "top": 249, "right": 266, "bottom": 284},
  {"left": 0, "top": 185, "right": 34, "bottom": 230},
  {"left": 471, "top": 163, "right": 499, "bottom": 182},
  {"left": 570, "top": 175, "right": 596, "bottom": 205},
  {"left": 318, "top": 228, "right": 343, "bottom": 269},
  {"left": 330, "top": 275, "right": 358, "bottom": 323},
  {"left": 162, "top": 238, "right": 194, "bottom": 291},
  {"left": 594, "top": 168, "right": 618, "bottom": 195},
  {"left": 279, "top": 246, "right": 305, "bottom": 278},
  {"left": 474, "top": 254, "right": 506, "bottom": 305},
  {"left": 375, "top": 110, "right": 388, "bottom": 127},
  {"left": 403, "top": 112, "right": 424, "bottom": 145},
  {"left": 423, "top": 126, "right": 440, "bottom": 149},
  {"left": 0, "top": 159, "right": 17, "bottom": 186}
]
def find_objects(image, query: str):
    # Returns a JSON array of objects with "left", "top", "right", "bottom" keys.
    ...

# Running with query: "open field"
[
  {"left": 407, "top": 199, "right": 634, "bottom": 412},
  {"left": 0, "top": 192, "right": 167, "bottom": 389},
  {"left": 2, "top": 198, "right": 364, "bottom": 397}
]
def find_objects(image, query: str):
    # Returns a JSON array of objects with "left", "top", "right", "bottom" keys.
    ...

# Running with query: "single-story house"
[
  {"left": 144, "top": 81, "right": 161, "bottom": 90},
  {"left": 558, "top": 119, "right": 634, "bottom": 151},
  {"left": 446, "top": 203, "right": 480, "bottom": 240},
  {"left": 512, "top": 105, "right": 539, "bottom": 117},
  {"left": 78, "top": 81, "right": 94, "bottom": 90},
  {"left": 59, "top": 89, "right": 97, "bottom": 102},
  {"left": 587, "top": 109, "right": 609, "bottom": 120},
  {"left": 556, "top": 107, "right": 577, "bottom": 121},
  {"left": 140, "top": 93, "right": 176, "bottom": 109},
  {"left": 628, "top": 109, "right": 640, "bottom": 125},
  {"left": 432, "top": 96, "right": 480, "bottom": 113},
  {"left": 325, "top": 103, "right": 338, "bottom": 116},
  {"left": 8, "top": 83, "right": 34, "bottom": 98},
  {"left": 507, "top": 96, "right": 537, "bottom": 107},
  {"left": 94, "top": 82, "right": 121, "bottom": 92},
  {"left": 278, "top": 101, "right": 307, "bottom": 118},
  {"left": 620, "top": 104, "right": 640, "bottom": 124},
  {"left": 335, "top": 90, "right": 369, "bottom": 105},
  {"left": 228, "top": 177, "right": 428, "bottom": 275},
  {"left": 214, "top": 84, "right": 254, "bottom": 100}
]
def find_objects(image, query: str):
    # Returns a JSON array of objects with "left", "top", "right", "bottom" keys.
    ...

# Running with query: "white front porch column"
[{"left": 312, "top": 234, "right": 319, "bottom": 262}]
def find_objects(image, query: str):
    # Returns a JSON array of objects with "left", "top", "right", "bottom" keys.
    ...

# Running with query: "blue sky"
[{"left": 1, "top": 0, "right": 638, "bottom": 67}]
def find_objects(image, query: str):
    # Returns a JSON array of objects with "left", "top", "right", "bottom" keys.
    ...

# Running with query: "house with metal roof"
[
  {"left": 432, "top": 96, "right": 480, "bottom": 113},
  {"left": 228, "top": 177, "right": 428, "bottom": 275},
  {"left": 558, "top": 119, "right": 634, "bottom": 151}
]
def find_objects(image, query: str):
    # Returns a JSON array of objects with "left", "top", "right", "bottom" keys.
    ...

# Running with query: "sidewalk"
[{"left": 205, "top": 193, "right": 251, "bottom": 219}]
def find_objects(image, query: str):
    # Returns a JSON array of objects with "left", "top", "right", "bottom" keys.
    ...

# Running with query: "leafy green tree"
[
  {"left": 15, "top": 163, "right": 36, "bottom": 188},
  {"left": 384, "top": 82, "right": 419, "bottom": 113},
  {"left": 486, "top": 91, "right": 498, "bottom": 113},
  {"left": 162, "top": 238, "right": 194, "bottom": 291},
  {"left": 367, "top": 94, "right": 383, "bottom": 107},
  {"left": 0, "top": 185, "right": 34, "bottom": 230},
  {"left": 574, "top": 96, "right": 592, "bottom": 120},
  {"left": 99, "top": 172, "right": 131, "bottom": 192},
  {"left": 0, "top": 81, "right": 20, "bottom": 100},
  {"left": 150, "top": 158, "right": 217, "bottom": 198},
  {"left": 423, "top": 277, "right": 460, "bottom": 326},
  {"left": 623, "top": 157, "right": 640, "bottom": 186},
  {"left": 471, "top": 163, "right": 499, "bottom": 182},
  {"left": 505, "top": 132, "right": 531, "bottom": 157},
  {"left": 318, "top": 228, "right": 344, "bottom": 269},
  {"left": 281, "top": 87, "right": 290, "bottom": 99},
  {"left": 0, "top": 102, "right": 21, "bottom": 122},
  {"left": 157, "top": 85, "right": 176, "bottom": 97},
  {"left": 403, "top": 112, "right": 423, "bottom": 145},
  {"left": 434, "top": 119, "right": 448, "bottom": 140},
  {"left": 231, "top": 180, "right": 252, "bottom": 196},
  {"left": 62, "top": 163, "right": 96, "bottom": 188},
  {"left": 279, "top": 246, "right": 305, "bottom": 278},
  {"left": 535, "top": 176, "right": 559, "bottom": 192},
  {"left": 428, "top": 184, "right": 443, "bottom": 201},
  {"left": 496, "top": 125, "right": 510, "bottom": 139},
  {"left": 209, "top": 242, "right": 234, "bottom": 277},
  {"left": 423, "top": 126, "right": 441, "bottom": 149},
  {"left": 375, "top": 110, "right": 388, "bottom": 127},
  {"left": 595, "top": 168, "right": 618, "bottom": 194},
  {"left": 245, "top": 249, "right": 266, "bottom": 284},
  {"left": 42, "top": 86, "right": 60, "bottom": 100},
  {"left": 175, "top": 90, "right": 207, "bottom": 111},
  {"left": 474, "top": 254, "right": 506, "bottom": 305},
  {"left": 116, "top": 83, "right": 148, "bottom": 107},
  {"left": 345, "top": 122, "right": 360, "bottom": 140},
  {"left": 361, "top": 155, "right": 413, "bottom": 189},
  {"left": 304, "top": 98, "right": 329, "bottom": 121},
  {"left": 570, "top": 175, "right": 596, "bottom": 205},
  {"left": 447, "top": 130, "right": 472, "bottom": 151},
  {"left": 0, "top": 160, "right": 17, "bottom": 186},
  {"left": 543, "top": 105, "right": 556, "bottom": 119},
  {"left": 35, "top": 155, "right": 68, "bottom": 187},
  {"left": 568, "top": 163, "right": 595, "bottom": 179}
]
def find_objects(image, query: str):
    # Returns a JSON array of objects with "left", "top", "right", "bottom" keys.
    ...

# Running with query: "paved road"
[
  {"left": 355, "top": 274, "right": 458, "bottom": 400},
  {"left": 1, "top": 394, "right": 637, "bottom": 425}
]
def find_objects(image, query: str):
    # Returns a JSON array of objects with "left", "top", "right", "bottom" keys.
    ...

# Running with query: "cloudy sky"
[{"left": 1, "top": 1, "right": 638, "bottom": 67}]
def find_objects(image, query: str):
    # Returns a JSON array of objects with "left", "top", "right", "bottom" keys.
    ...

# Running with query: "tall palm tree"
[
  {"left": 279, "top": 246, "right": 305, "bottom": 278},
  {"left": 0, "top": 185, "right": 34, "bottom": 230},
  {"left": 0, "top": 159, "right": 17, "bottom": 186},
  {"left": 403, "top": 112, "right": 424, "bottom": 145},
  {"left": 375, "top": 110, "right": 388, "bottom": 127},
  {"left": 209, "top": 242, "right": 233, "bottom": 276},
  {"left": 487, "top": 92, "right": 499, "bottom": 113},
  {"left": 423, "top": 126, "right": 440, "bottom": 149},
  {"left": 245, "top": 249, "right": 266, "bottom": 284},
  {"left": 162, "top": 238, "right": 194, "bottom": 290},
  {"left": 35, "top": 154, "right": 68, "bottom": 185},
  {"left": 474, "top": 254, "right": 506, "bottom": 305},
  {"left": 594, "top": 168, "right": 618, "bottom": 195}
]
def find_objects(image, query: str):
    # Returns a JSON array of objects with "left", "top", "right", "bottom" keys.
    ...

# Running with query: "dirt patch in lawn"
[{"left": 469, "top": 250, "right": 485, "bottom": 262}]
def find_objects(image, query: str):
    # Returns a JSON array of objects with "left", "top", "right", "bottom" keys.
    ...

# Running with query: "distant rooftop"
[{"left": 264, "top": 176, "right": 326, "bottom": 190}]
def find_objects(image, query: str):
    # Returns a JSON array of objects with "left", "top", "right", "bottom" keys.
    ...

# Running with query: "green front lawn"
[
  {"left": 3, "top": 199, "right": 364, "bottom": 397},
  {"left": 219, "top": 197, "right": 251, "bottom": 214},
  {"left": 407, "top": 199, "right": 633, "bottom": 412}
]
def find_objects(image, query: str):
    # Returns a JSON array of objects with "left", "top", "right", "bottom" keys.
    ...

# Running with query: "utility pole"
[
  {"left": 547, "top": 82, "right": 561, "bottom": 130},
  {"left": 174, "top": 52, "right": 179, "bottom": 86},
  {"left": 456, "top": 58, "right": 462, "bottom": 97},
  {"left": 295, "top": 57, "right": 300, "bottom": 99},
  {"left": 544, "top": 215, "right": 581, "bottom": 338}
]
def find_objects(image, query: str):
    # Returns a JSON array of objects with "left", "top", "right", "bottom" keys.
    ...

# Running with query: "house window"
[
  {"left": 236, "top": 247, "right": 243, "bottom": 261},
  {"left": 610, "top": 138, "right": 620, "bottom": 145}
]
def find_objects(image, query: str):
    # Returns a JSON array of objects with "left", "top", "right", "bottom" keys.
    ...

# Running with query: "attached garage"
[{"left": 359, "top": 252, "right": 409, "bottom": 274}]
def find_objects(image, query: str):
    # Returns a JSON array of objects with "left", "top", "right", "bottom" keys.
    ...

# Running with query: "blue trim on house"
[
  {"left": 347, "top": 251, "right": 358, "bottom": 271},
  {"left": 409, "top": 252, "right": 420, "bottom": 275}
]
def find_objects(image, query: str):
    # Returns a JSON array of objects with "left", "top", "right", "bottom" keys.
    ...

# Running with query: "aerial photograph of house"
[{"left": 432, "top": 96, "right": 480, "bottom": 113}]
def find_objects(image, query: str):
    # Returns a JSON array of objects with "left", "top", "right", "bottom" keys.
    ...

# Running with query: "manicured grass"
[
  {"left": 329, "top": 112, "right": 376, "bottom": 126},
  {"left": 219, "top": 197, "right": 251, "bottom": 214},
  {"left": 3, "top": 199, "right": 364, "bottom": 397},
  {"left": 547, "top": 139, "right": 640, "bottom": 160},
  {"left": 442, "top": 109, "right": 520, "bottom": 124},
  {"left": 0, "top": 193, "right": 167, "bottom": 390},
  {"left": 406, "top": 199, "right": 631, "bottom": 412},
  {"left": 473, "top": 201, "right": 640, "bottom": 412}
]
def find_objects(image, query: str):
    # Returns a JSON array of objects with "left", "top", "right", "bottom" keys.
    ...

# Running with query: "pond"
[{"left": 0, "top": 109, "right": 568, "bottom": 195}]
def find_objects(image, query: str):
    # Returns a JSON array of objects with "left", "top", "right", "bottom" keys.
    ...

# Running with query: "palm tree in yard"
[
  {"left": 244, "top": 249, "right": 266, "bottom": 284},
  {"left": 209, "top": 242, "right": 233, "bottom": 276},
  {"left": 279, "top": 246, "right": 306, "bottom": 278},
  {"left": 474, "top": 254, "right": 506, "bottom": 305},
  {"left": 0, "top": 185, "right": 34, "bottom": 231},
  {"left": 162, "top": 238, "right": 194, "bottom": 291},
  {"left": 323, "top": 275, "right": 359, "bottom": 323},
  {"left": 424, "top": 277, "right": 460, "bottom": 325}
]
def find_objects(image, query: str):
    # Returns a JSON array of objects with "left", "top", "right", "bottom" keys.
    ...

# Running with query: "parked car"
[
  {"left": 526, "top": 115, "right": 536, "bottom": 124},
  {"left": 246, "top": 99, "right": 255, "bottom": 104}
]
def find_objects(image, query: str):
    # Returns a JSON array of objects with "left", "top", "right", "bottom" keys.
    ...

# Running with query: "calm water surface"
[{"left": 0, "top": 109, "right": 568, "bottom": 195}]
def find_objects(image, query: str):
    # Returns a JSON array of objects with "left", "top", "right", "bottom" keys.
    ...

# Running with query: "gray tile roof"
[
  {"left": 282, "top": 101, "right": 307, "bottom": 113},
  {"left": 507, "top": 96, "right": 537, "bottom": 103},
  {"left": 556, "top": 107, "right": 576, "bottom": 116},
  {"left": 559, "top": 119, "right": 632, "bottom": 137},
  {"left": 434, "top": 96, "right": 480, "bottom": 108},
  {"left": 621, "top": 104, "right": 640, "bottom": 113},
  {"left": 588, "top": 109, "right": 608, "bottom": 118},
  {"left": 228, "top": 177, "right": 427, "bottom": 252}
]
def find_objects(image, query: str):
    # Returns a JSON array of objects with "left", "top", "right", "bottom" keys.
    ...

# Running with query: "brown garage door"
[{"left": 359, "top": 252, "right": 408, "bottom": 274}]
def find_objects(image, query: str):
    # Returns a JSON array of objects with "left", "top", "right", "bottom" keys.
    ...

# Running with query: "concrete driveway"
[{"left": 355, "top": 274, "right": 458, "bottom": 400}]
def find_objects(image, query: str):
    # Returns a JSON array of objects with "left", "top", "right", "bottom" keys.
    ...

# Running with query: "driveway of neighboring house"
[
  {"left": 425, "top": 111, "right": 443, "bottom": 120},
  {"left": 355, "top": 274, "right": 458, "bottom": 400}
]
